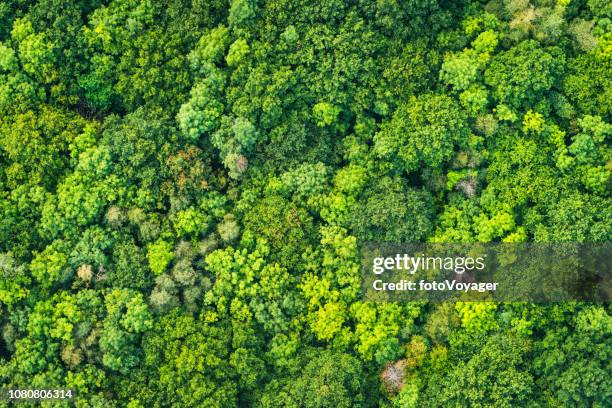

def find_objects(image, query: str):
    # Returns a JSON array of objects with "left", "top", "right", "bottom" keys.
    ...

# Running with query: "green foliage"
[
  {"left": 0, "top": 252, "right": 30, "bottom": 307},
  {"left": 100, "top": 289, "right": 153, "bottom": 374},
  {"left": 485, "top": 40, "right": 565, "bottom": 109},
  {"left": 313, "top": 102, "right": 341, "bottom": 127},
  {"left": 374, "top": 94, "right": 470, "bottom": 172},
  {"left": 109, "top": 239, "right": 152, "bottom": 289},
  {"left": 177, "top": 73, "right": 226, "bottom": 141},
  {"left": 134, "top": 312, "right": 237, "bottom": 406},
  {"left": 0, "top": 106, "right": 89, "bottom": 190},
  {"left": 30, "top": 240, "right": 68, "bottom": 288},
  {"left": 279, "top": 162, "right": 329, "bottom": 200},
  {"left": 146, "top": 240, "right": 174, "bottom": 276},
  {"left": 212, "top": 115, "right": 259, "bottom": 178},
  {"left": 424, "top": 335, "right": 535, "bottom": 407},
  {"left": 189, "top": 26, "right": 230, "bottom": 76},
  {"left": 11, "top": 18, "right": 57, "bottom": 84},
  {"left": 0, "top": 1, "right": 610, "bottom": 406},
  {"left": 263, "top": 350, "right": 372, "bottom": 408},
  {"left": 228, "top": 0, "right": 256, "bottom": 30},
  {"left": 441, "top": 50, "right": 480, "bottom": 91},
  {"left": 562, "top": 44, "right": 611, "bottom": 117},
  {"left": 533, "top": 306, "right": 611, "bottom": 406},
  {"left": 350, "top": 177, "right": 434, "bottom": 242},
  {"left": 291, "top": 350, "right": 370, "bottom": 407},
  {"left": 226, "top": 38, "right": 249, "bottom": 67},
  {"left": 243, "top": 195, "right": 315, "bottom": 268}
]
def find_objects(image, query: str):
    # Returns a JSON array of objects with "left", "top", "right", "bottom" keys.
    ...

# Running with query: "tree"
[
  {"left": 533, "top": 306, "right": 611, "bottom": 406},
  {"left": 242, "top": 195, "right": 315, "bottom": 269},
  {"left": 262, "top": 349, "right": 374, "bottom": 408},
  {"left": 177, "top": 73, "right": 226, "bottom": 141},
  {"left": 132, "top": 312, "right": 238, "bottom": 407},
  {"left": 440, "top": 50, "right": 480, "bottom": 91},
  {"left": 0, "top": 252, "right": 30, "bottom": 307},
  {"left": 0, "top": 106, "right": 89, "bottom": 190},
  {"left": 350, "top": 177, "right": 434, "bottom": 243},
  {"left": 146, "top": 240, "right": 174, "bottom": 276},
  {"left": 484, "top": 40, "right": 565, "bottom": 109},
  {"left": 562, "top": 43, "right": 611, "bottom": 118},
  {"left": 30, "top": 240, "right": 69, "bottom": 289},
  {"left": 373, "top": 94, "right": 470, "bottom": 172},
  {"left": 11, "top": 17, "right": 57, "bottom": 84},
  {"left": 100, "top": 289, "right": 153, "bottom": 374},
  {"left": 423, "top": 334, "right": 535, "bottom": 407},
  {"left": 108, "top": 238, "right": 152, "bottom": 289}
]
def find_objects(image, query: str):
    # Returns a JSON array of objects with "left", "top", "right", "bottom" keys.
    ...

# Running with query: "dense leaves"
[{"left": 0, "top": 0, "right": 610, "bottom": 407}]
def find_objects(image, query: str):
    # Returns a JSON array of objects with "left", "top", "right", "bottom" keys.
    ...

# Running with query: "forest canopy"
[{"left": 0, "top": 0, "right": 610, "bottom": 406}]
